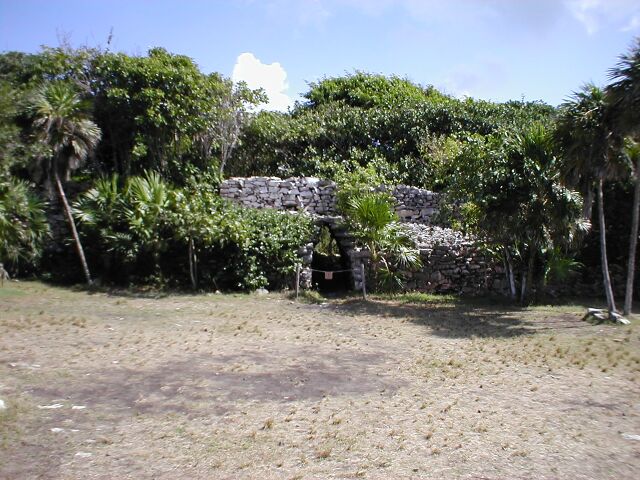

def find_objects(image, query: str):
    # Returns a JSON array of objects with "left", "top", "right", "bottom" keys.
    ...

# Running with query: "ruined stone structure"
[
  {"left": 219, "top": 177, "right": 443, "bottom": 224},
  {"left": 220, "top": 177, "right": 504, "bottom": 295}
]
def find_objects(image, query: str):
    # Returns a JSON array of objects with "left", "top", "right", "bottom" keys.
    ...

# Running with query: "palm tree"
[
  {"left": 607, "top": 38, "right": 640, "bottom": 316},
  {"left": 607, "top": 38, "right": 640, "bottom": 135},
  {"left": 28, "top": 81, "right": 101, "bottom": 285},
  {"left": 621, "top": 140, "right": 640, "bottom": 316},
  {"left": 344, "top": 192, "right": 421, "bottom": 291},
  {"left": 555, "top": 84, "right": 625, "bottom": 318}
]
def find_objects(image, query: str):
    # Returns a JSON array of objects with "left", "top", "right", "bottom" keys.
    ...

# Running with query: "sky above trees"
[{"left": 1, "top": 0, "right": 639, "bottom": 110}]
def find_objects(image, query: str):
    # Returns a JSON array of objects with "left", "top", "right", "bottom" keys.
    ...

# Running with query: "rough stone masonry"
[{"left": 220, "top": 177, "right": 504, "bottom": 294}]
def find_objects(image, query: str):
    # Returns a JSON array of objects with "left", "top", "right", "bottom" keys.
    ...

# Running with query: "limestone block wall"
[
  {"left": 400, "top": 224, "right": 504, "bottom": 294},
  {"left": 388, "top": 185, "right": 442, "bottom": 224},
  {"left": 219, "top": 176, "right": 503, "bottom": 295},
  {"left": 219, "top": 177, "right": 444, "bottom": 225},
  {"left": 219, "top": 177, "right": 337, "bottom": 215}
]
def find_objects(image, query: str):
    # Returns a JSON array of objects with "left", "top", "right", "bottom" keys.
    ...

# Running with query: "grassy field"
[{"left": 1, "top": 281, "right": 639, "bottom": 479}]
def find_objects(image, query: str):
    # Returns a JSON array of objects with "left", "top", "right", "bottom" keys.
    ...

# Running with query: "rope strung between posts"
[
  {"left": 294, "top": 263, "right": 367, "bottom": 301},
  {"left": 304, "top": 268, "right": 353, "bottom": 273}
]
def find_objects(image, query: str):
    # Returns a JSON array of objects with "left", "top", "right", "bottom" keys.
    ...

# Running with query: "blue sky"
[{"left": 1, "top": 0, "right": 639, "bottom": 110}]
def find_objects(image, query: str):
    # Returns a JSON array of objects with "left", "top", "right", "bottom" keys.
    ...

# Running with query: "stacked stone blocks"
[{"left": 220, "top": 177, "right": 503, "bottom": 295}]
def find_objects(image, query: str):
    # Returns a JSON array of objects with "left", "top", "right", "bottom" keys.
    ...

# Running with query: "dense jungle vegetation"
[{"left": 0, "top": 40, "right": 638, "bottom": 316}]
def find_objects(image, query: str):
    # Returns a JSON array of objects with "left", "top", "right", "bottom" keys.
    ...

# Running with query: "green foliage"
[
  {"left": 0, "top": 82, "right": 24, "bottom": 176},
  {"left": 232, "top": 72, "right": 555, "bottom": 186},
  {"left": 334, "top": 163, "right": 392, "bottom": 212},
  {"left": 0, "top": 177, "right": 49, "bottom": 273},
  {"left": 555, "top": 84, "right": 628, "bottom": 191},
  {"left": 91, "top": 48, "right": 215, "bottom": 178},
  {"left": 343, "top": 193, "right": 421, "bottom": 292},
  {"left": 0, "top": 81, "right": 47, "bottom": 178},
  {"left": 544, "top": 248, "right": 584, "bottom": 284},
  {"left": 170, "top": 181, "right": 313, "bottom": 290},
  {"left": 345, "top": 194, "right": 397, "bottom": 251},
  {"left": 91, "top": 48, "right": 264, "bottom": 181},
  {"left": 442, "top": 123, "right": 588, "bottom": 300},
  {"left": 607, "top": 37, "right": 640, "bottom": 138},
  {"left": 74, "top": 173, "right": 313, "bottom": 289},
  {"left": 27, "top": 81, "right": 102, "bottom": 182},
  {"left": 1, "top": 46, "right": 264, "bottom": 184},
  {"left": 303, "top": 71, "right": 443, "bottom": 108},
  {"left": 72, "top": 172, "right": 171, "bottom": 281}
]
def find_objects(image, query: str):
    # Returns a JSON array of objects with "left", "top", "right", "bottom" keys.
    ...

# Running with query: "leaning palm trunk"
[
  {"left": 53, "top": 167, "right": 92, "bottom": 286},
  {"left": 624, "top": 155, "right": 640, "bottom": 316},
  {"left": 597, "top": 179, "right": 617, "bottom": 315}
]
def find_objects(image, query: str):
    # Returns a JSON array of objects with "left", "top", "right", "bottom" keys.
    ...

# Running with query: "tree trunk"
[
  {"left": 525, "top": 250, "right": 535, "bottom": 304},
  {"left": 188, "top": 237, "right": 198, "bottom": 290},
  {"left": 624, "top": 155, "right": 640, "bottom": 316},
  {"left": 597, "top": 179, "right": 617, "bottom": 315},
  {"left": 583, "top": 186, "right": 594, "bottom": 221},
  {"left": 54, "top": 168, "right": 92, "bottom": 286},
  {"left": 503, "top": 247, "right": 516, "bottom": 300}
]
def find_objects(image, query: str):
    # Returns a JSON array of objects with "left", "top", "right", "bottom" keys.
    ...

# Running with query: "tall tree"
[
  {"left": 28, "top": 81, "right": 101, "bottom": 285},
  {"left": 193, "top": 77, "right": 266, "bottom": 176},
  {"left": 607, "top": 38, "right": 640, "bottom": 316},
  {"left": 445, "top": 124, "right": 586, "bottom": 303},
  {"left": 620, "top": 140, "right": 640, "bottom": 316},
  {"left": 556, "top": 85, "right": 626, "bottom": 318}
]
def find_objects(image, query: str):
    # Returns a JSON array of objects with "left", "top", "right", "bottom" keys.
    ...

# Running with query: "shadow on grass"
[
  {"left": 65, "top": 282, "right": 252, "bottom": 300},
  {"left": 327, "top": 293, "right": 593, "bottom": 339}
]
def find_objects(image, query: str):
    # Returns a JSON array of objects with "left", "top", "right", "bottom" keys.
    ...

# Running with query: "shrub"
[
  {"left": 73, "top": 172, "right": 313, "bottom": 289},
  {"left": 0, "top": 177, "right": 49, "bottom": 275}
]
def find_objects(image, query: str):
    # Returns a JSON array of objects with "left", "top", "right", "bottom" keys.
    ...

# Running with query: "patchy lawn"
[{"left": 0, "top": 281, "right": 639, "bottom": 479}]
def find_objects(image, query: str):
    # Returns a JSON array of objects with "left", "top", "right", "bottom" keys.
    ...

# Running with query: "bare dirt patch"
[{"left": 0, "top": 282, "right": 639, "bottom": 479}]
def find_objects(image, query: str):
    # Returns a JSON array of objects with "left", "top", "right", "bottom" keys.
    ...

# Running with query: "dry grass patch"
[{"left": 0, "top": 281, "right": 638, "bottom": 479}]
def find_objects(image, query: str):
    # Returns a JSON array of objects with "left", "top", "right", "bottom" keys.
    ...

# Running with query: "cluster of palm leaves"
[
  {"left": 343, "top": 192, "right": 421, "bottom": 291},
  {"left": 0, "top": 177, "right": 49, "bottom": 273},
  {"left": 73, "top": 172, "right": 172, "bottom": 282}
]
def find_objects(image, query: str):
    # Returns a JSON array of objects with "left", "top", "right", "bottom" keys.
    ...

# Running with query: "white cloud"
[
  {"left": 440, "top": 59, "right": 507, "bottom": 100},
  {"left": 564, "top": 0, "right": 640, "bottom": 34},
  {"left": 232, "top": 52, "right": 294, "bottom": 112}
]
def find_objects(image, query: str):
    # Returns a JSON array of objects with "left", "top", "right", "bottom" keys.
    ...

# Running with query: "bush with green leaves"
[
  {"left": 0, "top": 177, "right": 49, "bottom": 274},
  {"left": 230, "top": 72, "right": 555, "bottom": 187},
  {"left": 74, "top": 172, "right": 313, "bottom": 289},
  {"left": 170, "top": 180, "right": 313, "bottom": 290},
  {"left": 439, "top": 124, "right": 588, "bottom": 302}
]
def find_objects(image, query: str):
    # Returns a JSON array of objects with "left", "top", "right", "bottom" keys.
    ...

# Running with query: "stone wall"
[
  {"left": 220, "top": 177, "right": 337, "bottom": 215},
  {"left": 220, "top": 176, "right": 503, "bottom": 295},
  {"left": 400, "top": 224, "right": 504, "bottom": 294},
  {"left": 220, "top": 177, "right": 444, "bottom": 225},
  {"left": 388, "top": 185, "right": 442, "bottom": 224}
]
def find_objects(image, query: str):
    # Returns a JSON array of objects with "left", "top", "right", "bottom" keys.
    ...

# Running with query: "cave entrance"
[{"left": 311, "top": 225, "right": 352, "bottom": 293}]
